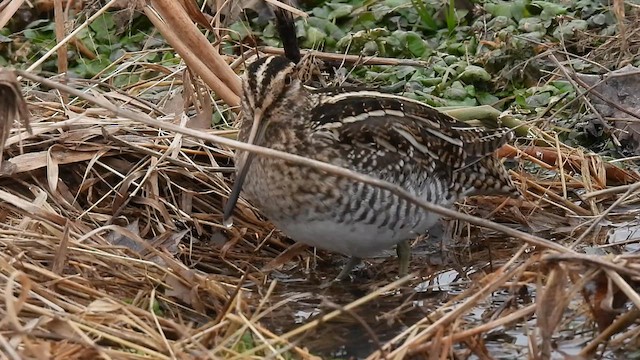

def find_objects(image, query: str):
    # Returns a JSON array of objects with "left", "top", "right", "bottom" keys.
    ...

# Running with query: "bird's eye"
[{"left": 284, "top": 74, "right": 293, "bottom": 85}]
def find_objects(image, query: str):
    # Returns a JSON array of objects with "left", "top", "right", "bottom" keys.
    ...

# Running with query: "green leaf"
[
  {"left": 395, "top": 65, "right": 417, "bottom": 79},
  {"left": 465, "top": 84, "right": 476, "bottom": 97},
  {"left": 23, "top": 29, "right": 38, "bottom": 40},
  {"left": 228, "top": 21, "right": 251, "bottom": 41},
  {"left": 327, "top": 3, "right": 353, "bottom": 20},
  {"left": 529, "top": 1, "right": 567, "bottom": 17},
  {"left": 308, "top": 18, "right": 346, "bottom": 39},
  {"left": 459, "top": 65, "right": 491, "bottom": 82},
  {"left": 25, "top": 19, "right": 53, "bottom": 30},
  {"left": 352, "top": 12, "right": 377, "bottom": 31},
  {"left": 363, "top": 40, "right": 379, "bottom": 55},
  {"left": 446, "top": 0, "right": 457, "bottom": 33},
  {"left": 526, "top": 92, "right": 551, "bottom": 107},
  {"left": 151, "top": 300, "right": 163, "bottom": 316},
  {"left": 551, "top": 80, "right": 573, "bottom": 93},
  {"left": 262, "top": 23, "right": 277, "bottom": 38},
  {"left": 591, "top": 13, "right": 607, "bottom": 26},
  {"left": 312, "top": 7, "right": 330, "bottom": 18},
  {"left": 445, "top": 97, "right": 477, "bottom": 106},
  {"left": 384, "top": 0, "right": 411, "bottom": 6},
  {"left": 477, "top": 92, "right": 500, "bottom": 106},
  {"left": 552, "top": 19, "right": 588, "bottom": 39},
  {"left": 443, "top": 55, "right": 458, "bottom": 65},
  {"left": 89, "top": 13, "right": 115, "bottom": 42},
  {"left": 406, "top": 32, "right": 426, "bottom": 57},
  {"left": 371, "top": 5, "right": 392, "bottom": 21},
  {"left": 411, "top": 0, "right": 438, "bottom": 31},
  {"left": 418, "top": 76, "right": 443, "bottom": 86},
  {"left": 442, "top": 81, "right": 468, "bottom": 100},
  {"left": 303, "top": 26, "right": 327, "bottom": 47},
  {"left": 485, "top": 0, "right": 528, "bottom": 20},
  {"left": 484, "top": 3, "right": 513, "bottom": 18},
  {"left": 518, "top": 18, "right": 544, "bottom": 32}
]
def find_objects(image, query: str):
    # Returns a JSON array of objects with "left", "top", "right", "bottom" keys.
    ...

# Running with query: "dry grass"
[{"left": 0, "top": 1, "right": 639, "bottom": 359}]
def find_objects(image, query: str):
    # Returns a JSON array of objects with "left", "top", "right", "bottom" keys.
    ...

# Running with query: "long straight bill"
[{"left": 223, "top": 110, "right": 266, "bottom": 226}]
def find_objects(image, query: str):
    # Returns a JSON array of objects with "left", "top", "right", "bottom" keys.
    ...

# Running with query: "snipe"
[{"left": 224, "top": 55, "right": 519, "bottom": 281}]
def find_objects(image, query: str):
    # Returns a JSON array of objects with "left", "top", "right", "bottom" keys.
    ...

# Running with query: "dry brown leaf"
[
  {"left": 161, "top": 88, "right": 185, "bottom": 116},
  {"left": 499, "top": 144, "right": 640, "bottom": 186},
  {"left": 86, "top": 299, "right": 123, "bottom": 313},
  {"left": 0, "top": 70, "right": 30, "bottom": 168},
  {"left": 3, "top": 148, "right": 118, "bottom": 175},
  {"left": 536, "top": 264, "right": 568, "bottom": 358},
  {"left": 261, "top": 242, "right": 307, "bottom": 272},
  {"left": 46, "top": 145, "right": 61, "bottom": 194},
  {"left": 613, "top": 0, "right": 625, "bottom": 24},
  {"left": 18, "top": 338, "right": 52, "bottom": 360},
  {"left": 165, "top": 273, "right": 207, "bottom": 313},
  {"left": 188, "top": 71, "right": 215, "bottom": 130},
  {"left": 0, "top": 0, "right": 26, "bottom": 28},
  {"left": 146, "top": 229, "right": 188, "bottom": 265},
  {"left": 107, "top": 219, "right": 143, "bottom": 252},
  {"left": 182, "top": 0, "right": 214, "bottom": 31},
  {"left": 0, "top": 188, "right": 67, "bottom": 225},
  {"left": 587, "top": 272, "right": 630, "bottom": 331},
  {"left": 147, "top": 0, "right": 241, "bottom": 107},
  {"left": 0, "top": 271, "right": 31, "bottom": 332},
  {"left": 51, "top": 221, "right": 70, "bottom": 274}
]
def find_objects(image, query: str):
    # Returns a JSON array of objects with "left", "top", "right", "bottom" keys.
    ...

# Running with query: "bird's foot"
[
  {"left": 335, "top": 256, "right": 362, "bottom": 281},
  {"left": 319, "top": 257, "right": 362, "bottom": 288},
  {"left": 397, "top": 240, "right": 411, "bottom": 277}
]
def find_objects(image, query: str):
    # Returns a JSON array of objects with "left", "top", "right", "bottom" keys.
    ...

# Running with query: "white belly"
[{"left": 273, "top": 214, "right": 441, "bottom": 258}]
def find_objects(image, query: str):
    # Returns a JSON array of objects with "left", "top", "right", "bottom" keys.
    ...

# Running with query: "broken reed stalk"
[{"left": 144, "top": 0, "right": 240, "bottom": 107}]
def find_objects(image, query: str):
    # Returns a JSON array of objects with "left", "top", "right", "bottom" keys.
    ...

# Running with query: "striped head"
[
  {"left": 223, "top": 56, "right": 308, "bottom": 225},
  {"left": 240, "top": 55, "right": 308, "bottom": 136}
]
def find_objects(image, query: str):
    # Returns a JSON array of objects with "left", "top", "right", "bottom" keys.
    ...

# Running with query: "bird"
[{"left": 223, "top": 54, "right": 520, "bottom": 281}]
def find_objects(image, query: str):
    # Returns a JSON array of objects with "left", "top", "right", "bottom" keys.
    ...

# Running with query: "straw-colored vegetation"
[{"left": 0, "top": 0, "right": 639, "bottom": 359}]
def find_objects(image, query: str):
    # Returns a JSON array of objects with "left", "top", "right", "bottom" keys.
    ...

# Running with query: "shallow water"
[
  {"left": 256, "top": 230, "right": 621, "bottom": 360},
  {"left": 606, "top": 220, "right": 640, "bottom": 252}
]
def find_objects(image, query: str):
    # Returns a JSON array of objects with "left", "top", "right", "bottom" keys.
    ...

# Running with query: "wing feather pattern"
[{"left": 310, "top": 91, "right": 512, "bottom": 175}]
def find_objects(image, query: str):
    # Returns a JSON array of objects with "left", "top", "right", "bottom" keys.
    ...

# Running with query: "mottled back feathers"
[
  {"left": 239, "top": 55, "right": 518, "bottom": 198},
  {"left": 306, "top": 90, "right": 515, "bottom": 195}
]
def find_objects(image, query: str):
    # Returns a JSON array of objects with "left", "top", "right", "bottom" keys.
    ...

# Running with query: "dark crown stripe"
[
  {"left": 258, "top": 56, "right": 295, "bottom": 92},
  {"left": 244, "top": 55, "right": 296, "bottom": 112},
  {"left": 245, "top": 57, "right": 268, "bottom": 102}
]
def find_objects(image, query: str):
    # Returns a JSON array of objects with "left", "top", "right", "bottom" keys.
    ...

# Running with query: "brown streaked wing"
[
  {"left": 309, "top": 93, "right": 472, "bottom": 172},
  {"left": 309, "top": 92, "right": 512, "bottom": 169},
  {"left": 386, "top": 95, "right": 514, "bottom": 157}
]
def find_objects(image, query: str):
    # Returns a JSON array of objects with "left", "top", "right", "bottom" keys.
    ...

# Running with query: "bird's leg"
[
  {"left": 397, "top": 240, "right": 411, "bottom": 276},
  {"left": 334, "top": 256, "right": 361, "bottom": 281}
]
